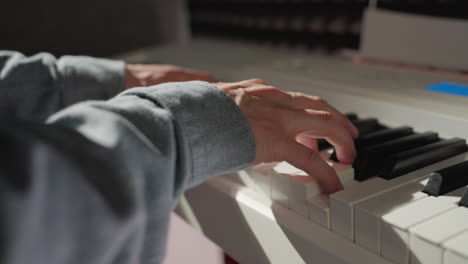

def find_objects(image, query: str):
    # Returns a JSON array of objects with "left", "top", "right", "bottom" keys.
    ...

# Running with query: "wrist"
[{"left": 124, "top": 64, "right": 143, "bottom": 90}]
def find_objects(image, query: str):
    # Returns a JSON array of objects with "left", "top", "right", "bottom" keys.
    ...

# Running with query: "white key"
[
  {"left": 307, "top": 194, "right": 331, "bottom": 228},
  {"left": 272, "top": 159, "right": 353, "bottom": 227},
  {"left": 272, "top": 161, "right": 302, "bottom": 175},
  {"left": 271, "top": 172, "right": 290, "bottom": 207},
  {"left": 409, "top": 203, "right": 468, "bottom": 264},
  {"left": 443, "top": 229, "right": 468, "bottom": 264},
  {"left": 330, "top": 154, "right": 466, "bottom": 240},
  {"left": 306, "top": 161, "right": 354, "bottom": 228},
  {"left": 229, "top": 170, "right": 259, "bottom": 189},
  {"left": 246, "top": 164, "right": 273, "bottom": 198},
  {"left": 288, "top": 174, "right": 317, "bottom": 218},
  {"left": 380, "top": 187, "right": 465, "bottom": 264},
  {"left": 354, "top": 179, "right": 429, "bottom": 254},
  {"left": 272, "top": 162, "right": 309, "bottom": 211}
]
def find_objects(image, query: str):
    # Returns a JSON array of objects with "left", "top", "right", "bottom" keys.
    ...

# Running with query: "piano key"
[
  {"left": 330, "top": 153, "right": 466, "bottom": 241},
  {"left": 303, "top": 161, "right": 354, "bottom": 228},
  {"left": 380, "top": 187, "right": 465, "bottom": 264},
  {"left": 444, "top": 251, "right": 468, "bottom": 264},
  {"left": 273, "top": 163, "right": 321, "bottom": 213},
  {"left": 354, "top": 179, "right": 429, "bottom": 254},
  {"left": 229, "top": 169, "right": 261, "bottom": 189},
  {"left": 379, "top": 138, "right": 468, "bottom": 180},
  {"left": 322, "top": 117, "right": 384, "bottom": 151},
  {"left": 271, "top": 172, "right": 290, "bottom": 208},
  {"left": 459, "top": 187, "right": 468, "bottom": 208},
  {"left": 272, "top": 161, "right": 303, "bottom": 175},
  {"left": 424, "top": 160, "right": 468, "bottom": 196},
  {"left": 443, "top": 229, "right": 468, "bottom": 264},
  {"left": 307, "top": 194, "right": 331, "bottom": 228},
  {"left": 272, "top": 159, "right": 353, "bottom": 224},
  {"left": 355, "top": 126, "right": 414, "bottom": 148},
  {"left": 345, "top": 112, "right": 358, "bottom": 121},
  {"left": 352, "top": 118, "right": 386, "bottom": 135},
  {"left": 330, "top": 126, "right": 414, "bottom": 161},
  {"left": 409, "top": 205, "right": 468, "bottom": 264},
  {"left": 317, "top": 138, "right": 332, "bottom": 151},
  {"left": 245, "top": 164, "right": 273, "bottom": 198},
  {"left": 288, "top": 175, "right": 315, "bottom": 218},
  {"left": 355, "top": 132, "right": 440, "bottom": 181}
]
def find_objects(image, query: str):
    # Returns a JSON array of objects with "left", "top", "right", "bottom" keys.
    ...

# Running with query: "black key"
[
  {"left": 459, "top": 187, "right": 468, "bottom": 208},
  {"left": 330, "top": 126, "right": 414, "bottom": 162},
  {"left": 379, "top": 138, "right": 468, "bottom": 180},
  {"left": 352, "top": 118, "right": 386, "bottom": 135},
  {"left": 345, "top": 113, "right": 358, "bottom": 121},
  {"left": 317, "top": 139, "right": 332, "bottom": 151},
  {"left": 354, "top": 132, "right": 439, "bottom": 181},
  {"left": 423, "top": 160, "right": 468, "bottom": 196},
  {"left": 356, "top": 126, "right": 414, "bottom": 148}
]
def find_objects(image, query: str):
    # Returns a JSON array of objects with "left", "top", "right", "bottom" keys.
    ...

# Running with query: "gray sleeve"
[
  {"left": 0, "top": 81, "right": 255, "bottom": 264},
  {"left": 0, "top": 51, "right": 125, "bottom": 121}
]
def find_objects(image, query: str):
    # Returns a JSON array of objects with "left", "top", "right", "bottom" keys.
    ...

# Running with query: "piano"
[{"left": 118, "top": 6, "right": 468, "bottom": 264}]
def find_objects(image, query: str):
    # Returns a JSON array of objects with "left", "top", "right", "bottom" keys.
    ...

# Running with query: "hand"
[
  {"left": 216, "top": 79, "right": 358, "bottom": 194},
  {"left": 125, "top": 64, "right": 215, "bottom": 89}
]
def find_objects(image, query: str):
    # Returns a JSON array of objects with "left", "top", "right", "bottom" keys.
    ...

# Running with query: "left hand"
[{"left": 125, "top": 64, "right": 215, "bottom": 89}]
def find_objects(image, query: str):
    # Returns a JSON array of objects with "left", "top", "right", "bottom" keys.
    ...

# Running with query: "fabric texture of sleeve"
[
  {"left": 0, "top": 51, "right": 125, "bottom": 121},
  {"left": 0, "top": 81, "right": 255, "bottom": 264}
]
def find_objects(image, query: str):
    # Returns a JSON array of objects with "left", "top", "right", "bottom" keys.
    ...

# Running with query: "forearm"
[
  {"left": 0, "top": 81, "right": 255, "bottom": 264},
  {"left": 0, "top": 51, "right": 125, "bottom": 121}
]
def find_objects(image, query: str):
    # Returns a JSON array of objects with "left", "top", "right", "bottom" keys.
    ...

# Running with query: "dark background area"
[
  {"left": 1, "top": 0, "right": 467, "bottom": 57},
  {"left": 1, "top": 0, "right": 160, "bottom": 57},
  {"left": 0, "top": 0, "right": 188, "bottom": 57},
  {"left": 189, "top": 0, "right": 468, "bottom": 53}
]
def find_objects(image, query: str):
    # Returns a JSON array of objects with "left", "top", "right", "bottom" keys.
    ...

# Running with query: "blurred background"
[{"left": 1, "top": 0, "right": 467, "bottom": 57}]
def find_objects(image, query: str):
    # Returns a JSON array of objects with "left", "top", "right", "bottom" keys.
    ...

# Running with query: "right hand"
[{"left": 216, "top": 79, "right": 358, "bottom": 194}]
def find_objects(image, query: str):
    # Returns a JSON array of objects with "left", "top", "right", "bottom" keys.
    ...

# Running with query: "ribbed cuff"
[
  {"left": 57, "top": 56, "right": 125, "bottom": 107},
  {"left": 122, "top": 81, "right": 256, "bottom": 185}
]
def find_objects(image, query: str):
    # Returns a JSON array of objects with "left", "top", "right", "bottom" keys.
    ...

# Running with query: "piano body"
[{"left": 119, "top": 5, "right": 468, "bottom": 264}]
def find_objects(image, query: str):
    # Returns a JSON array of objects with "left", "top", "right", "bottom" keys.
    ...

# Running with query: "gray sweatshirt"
[{"left": 0, "top": 51, "right": 255, "bottom": 264}]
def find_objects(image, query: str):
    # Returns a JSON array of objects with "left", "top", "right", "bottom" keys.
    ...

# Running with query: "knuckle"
[
  {"left": 243, "top": 78, "right": 266, "bottom": 86},
  {"left": 311, "top": 96, "right": 327, "bottom": 105},
  {"left": 316, "top": 110, "right": 333, "bottom": 121},
  {"left": 251, "top": 84, "right": 277, "bottom": 93},
  {"left": 251, "top": 78, "right": 266, "bottom": 84},
  {"left": 290, "top": 92, "right": 304, "bottom": 98},
  {"left": 237, "top": 90, "right": 252, "bottom": 104},
  {"left": 263, "top": 85, "right": 278, "bottom": 92},
  {"left": 288, "top": 92, "right": 303, "bottom": 101}
]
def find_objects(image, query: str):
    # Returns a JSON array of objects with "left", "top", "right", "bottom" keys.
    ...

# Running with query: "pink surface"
[{"left": 163, "top": 213, "right": 224, "bottom": 264}]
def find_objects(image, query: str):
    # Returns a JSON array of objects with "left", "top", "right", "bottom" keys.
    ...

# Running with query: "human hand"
[
  {"left": 216, "top": 79, "right": 358, "bottom": 194},
  {"left": 125, "top": 64, "right": 215, "bottom": 89}
]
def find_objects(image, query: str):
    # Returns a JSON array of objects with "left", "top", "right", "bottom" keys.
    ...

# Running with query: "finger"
[
  {"left": 238, "top": 94, "right": 356, "bottom": 164},
  {"left": 246, "top": 87, "right": 359, "bottom": 139},
  {"left": 288, "top": 93, "right": 359, "bottom": 139},
  {"left": 279, "top": 139, "right": 343, "bottom": 194},
  {"left": 240, "top": 79, "right": 267, "bottom": 86},
  {"left": 238, "top": 95, "right": 356, "bottom": 164},
  {"left": 280, "top": 109, "right": 356, "bottom": 164},
  {"left": 296, "top": 133, "right": 318, "bottom": 151}
]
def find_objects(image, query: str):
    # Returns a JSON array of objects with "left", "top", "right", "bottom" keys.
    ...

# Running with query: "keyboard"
[{"left": 118, "top": 38, "right": 468, "bottom": 264}]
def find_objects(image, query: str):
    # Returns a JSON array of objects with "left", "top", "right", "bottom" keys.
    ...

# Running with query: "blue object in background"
[{"left": 426, "top": 82, "right": 468, "bottom": 97}]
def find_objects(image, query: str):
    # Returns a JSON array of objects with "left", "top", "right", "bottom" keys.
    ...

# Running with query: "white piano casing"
[{"left": 118, "top": 39, "right": 468, "bottom": 264}]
